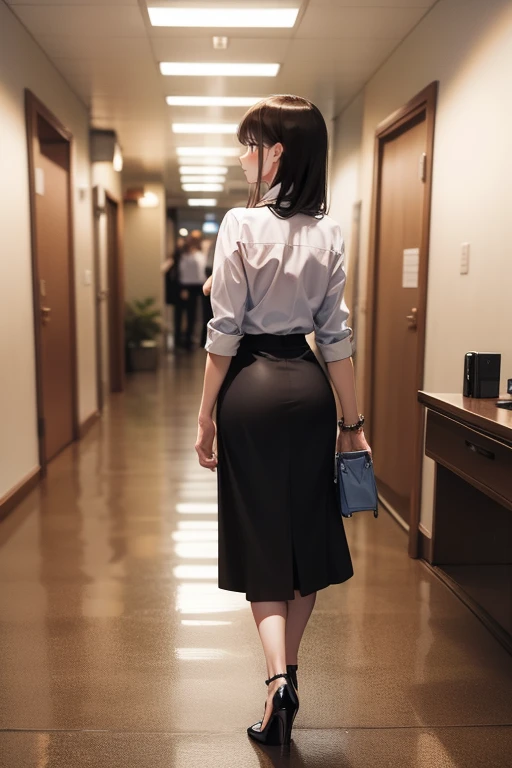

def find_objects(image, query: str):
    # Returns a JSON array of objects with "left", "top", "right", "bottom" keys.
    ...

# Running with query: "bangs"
[{"left": 237, "top": 102, "right": 273, "bottom": 147}]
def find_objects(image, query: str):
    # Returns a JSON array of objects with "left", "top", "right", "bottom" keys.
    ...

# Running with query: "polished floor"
[{"left": 1, "top": 349, "right": 512, "bottom": 767}]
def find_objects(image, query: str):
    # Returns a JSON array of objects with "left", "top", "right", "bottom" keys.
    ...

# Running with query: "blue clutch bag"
[{"left": 335, "top": 450, "right": 379, "bottom": 519}]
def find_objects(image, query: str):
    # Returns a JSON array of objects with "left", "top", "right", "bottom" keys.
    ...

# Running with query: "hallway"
[{"left": 1, "top": 352, "right": 512, "bottom": 767}]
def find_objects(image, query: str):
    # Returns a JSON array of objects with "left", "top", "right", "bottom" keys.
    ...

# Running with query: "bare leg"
[
  {"left": 285, "top": 590, "right": 317, "bottom": 666},
  {"left": 251, "top": 600, "right": 288, "bottom": 730}
]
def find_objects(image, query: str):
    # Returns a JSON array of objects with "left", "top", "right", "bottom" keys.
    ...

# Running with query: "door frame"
[
  {"left": 105, "top": 191, "right": 125, "bottom": 395},
  {"left": 364, "top": 81, "right": 438, "bottom": 557},
  {"left": 25, "top": 90, "right": 79, "bottom": 476},
  {"left": 92, "top": 187, "right": 125, "bottom": 411}
]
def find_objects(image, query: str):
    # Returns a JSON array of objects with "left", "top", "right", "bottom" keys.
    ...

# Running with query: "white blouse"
[
  {"left": 205, "top": 185, "right": 353, "bottom": 362},
  {"left": 178, "top": 249, "right": 206, "bottom": 285}
]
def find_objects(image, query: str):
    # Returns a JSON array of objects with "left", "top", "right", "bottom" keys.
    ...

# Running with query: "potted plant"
[{"left": 124, "top": 297, "right": 162, "bottom": 372}]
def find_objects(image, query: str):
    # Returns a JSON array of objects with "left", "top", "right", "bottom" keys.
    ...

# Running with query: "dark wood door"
[
  {"left": 35, "top": 125, "right": 74, "bottom": 461},
  {"left": 371, "top": 115, "right": 428, "bottom": 526}
]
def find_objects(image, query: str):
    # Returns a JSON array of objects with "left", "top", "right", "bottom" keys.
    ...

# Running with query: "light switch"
[
  {"left": 84, "top": 269, "right": 92, "bottom": 286},
  {"left": 460, "top": 242, "right": 470, "bottom": 275}
]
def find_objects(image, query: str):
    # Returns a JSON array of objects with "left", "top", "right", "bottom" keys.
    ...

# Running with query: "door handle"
[
  {"left": 41, "top": 306, "right": 51, "bottom": 326},
  {"left": 406, "top": 307, "right": 417, "bottom": 330},
  {"left": 97, "top": 290, "right": 109, "bottom": 301}
]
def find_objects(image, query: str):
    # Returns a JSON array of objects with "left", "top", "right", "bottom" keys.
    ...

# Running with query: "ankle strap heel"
[
  {"left": 248, "top": 672, "right": 299, "bottom": 746},
  {"left": 265, "top": 672, "right": 289, "bottom": 685}
]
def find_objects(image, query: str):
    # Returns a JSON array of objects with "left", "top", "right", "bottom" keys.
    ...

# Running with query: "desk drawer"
[{"left": 425, "top": 410, "right": 512, "bottom": 507}]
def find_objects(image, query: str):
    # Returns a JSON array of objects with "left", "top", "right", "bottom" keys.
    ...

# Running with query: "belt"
[{"left": 241, "top": 333, "right": 309, "bottom": 351}]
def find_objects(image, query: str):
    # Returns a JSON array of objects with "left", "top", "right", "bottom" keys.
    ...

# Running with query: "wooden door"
[
  {"left": 365, "top": 83, "right": 438, "bottom": 542},
  {"left": 26, "top": 92, "right": 78, "bottom": 472},
  {"left": 34, "top": 117, "right": 76, "bottom": 461}
]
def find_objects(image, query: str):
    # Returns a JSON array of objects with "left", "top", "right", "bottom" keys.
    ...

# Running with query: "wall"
[
  {"left": 0, "top": 2, "right": 96, "bottom": 499},
  {"left": 123, "top": 183, "right": 167, "bottom": 309},
  {"left": 330, "top": 0, "right": 512, "bottom": 535}
]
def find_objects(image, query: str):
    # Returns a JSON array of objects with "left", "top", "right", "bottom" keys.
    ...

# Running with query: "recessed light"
[
  {"left": 160, "top": 62, "right": 280, "bottom": 77},
  {"left": 181, "top": 176, "right": 225, "bottom": 184},
  {"left": 188, "top": 199, "right": 218, "bottom": 206},
  {"left": 137, "top": 192, "right": 159, "bottom": 208},
  {"left": 176, "top": 147, "right": 240, "bottom": 157},
  {"left": 179, "top": 227, "right": 189, "bottom": 236},
  {"left": 167, "top": 96, "right": 261, "bottom": 108},
  {"left": 179, "top": 166, "right": 228, "bottom": 175},
  {"left": 182, "top": 183, "right": 223, "bottom": 192},
  {"left": 172, "top": 123, "right": 237, "bottom": 134},
  {"left": 149, "top": 8, "right": 299, "bottom": 28}
]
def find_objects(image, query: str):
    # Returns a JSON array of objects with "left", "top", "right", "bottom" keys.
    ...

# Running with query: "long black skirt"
[{"left": 215, "top": 333, "right": 354, "bottom": 602}]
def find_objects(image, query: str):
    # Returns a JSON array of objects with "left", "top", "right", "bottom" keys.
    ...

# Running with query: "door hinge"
[
  {"left": 38, "top": 416, "right": 45, "bottom": 438},
  {"left": 419, "top": 153, "right": 427, "bottom": 182}
]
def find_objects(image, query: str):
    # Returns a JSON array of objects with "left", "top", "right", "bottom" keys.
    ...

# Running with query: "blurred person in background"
[
  {"left": 175, "top": 233, "right": 206, "bottom": 351},
  {"left": 161, "top": 236, "right": 185, "bottom": 352}
]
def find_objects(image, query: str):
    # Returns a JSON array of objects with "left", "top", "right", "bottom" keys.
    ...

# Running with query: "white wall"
[
  {"left": 330, "top": 0, "right": 512, "bottom": 535},
  {"left": 0, "top": 2, "right": 97, "bottom": 498},
  {"left": 123, "top": 183, "right": 166, "bottom": 310}
]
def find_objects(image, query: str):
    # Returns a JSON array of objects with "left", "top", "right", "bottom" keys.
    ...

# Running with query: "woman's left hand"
[{"left": 195, "top": 417, "right": 218, "bottom": 471}]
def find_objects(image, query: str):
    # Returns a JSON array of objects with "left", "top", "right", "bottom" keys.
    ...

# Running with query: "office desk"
[{"left": 417, "top": 392, "right": 512, "bottom": 653}]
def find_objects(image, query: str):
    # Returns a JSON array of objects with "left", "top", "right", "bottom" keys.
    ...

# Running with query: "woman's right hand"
[{"left": 337, "top": 428, "right": 373, "bottom": 459}]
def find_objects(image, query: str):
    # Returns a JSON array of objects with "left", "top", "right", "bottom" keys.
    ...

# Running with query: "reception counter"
[{"left": 417, "top": 392, "right": 512, "bottom": 653}]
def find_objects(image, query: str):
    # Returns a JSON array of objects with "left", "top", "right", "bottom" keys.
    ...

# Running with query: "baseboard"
[
  {"left": 0, "top": 466, "right": 41, "bottom": 524},
  {"left": 418, "top": 523, "right": 433, "bottom": 562},
  {"left": 79, "top": 409, "right": 100, "bottom": 438}
]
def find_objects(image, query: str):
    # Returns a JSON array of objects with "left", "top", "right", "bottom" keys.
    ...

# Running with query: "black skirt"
[{"left": 216, "top": 333, "right": 354, "bottom": 602}]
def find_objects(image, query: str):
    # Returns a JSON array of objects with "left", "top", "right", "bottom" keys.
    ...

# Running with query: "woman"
[
  {"left": 174, "top": 233, "right": 206, "bottom": 350},
  {"left": 195, "top": 95, "right": 372, "bottom": 747}
]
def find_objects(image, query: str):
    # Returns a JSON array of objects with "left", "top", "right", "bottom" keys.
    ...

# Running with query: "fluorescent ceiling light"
[
  {"left": 179, "top": 166, "right": 227, "bottom": 175},
  {"left": 181, "top": 175, "right": 225, "bottom": 184},
  {"left": 173, "top": 123, "right": 237, "bottom": 134},
  {"left": 167, "top": 96, "right": 261, "bottom": 108},
  {"left": 182, "top": 183, "right": 223, "bottom": 192},
  {"left": 149, "top": 7, "right": 299, "bottom": 28},
  {"left": 188, "top": 199, "right": 218, "bottom": 206},
  {"left": 160, "top": 62, "right": 279, "bottom": 77},
  {"left": 176, "top": 146, "right": 239, "bottom": 157}
]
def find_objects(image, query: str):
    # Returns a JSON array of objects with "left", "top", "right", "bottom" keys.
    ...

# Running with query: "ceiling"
[{"left": 6, "top": 0, "right": 439, "bottom": 207}]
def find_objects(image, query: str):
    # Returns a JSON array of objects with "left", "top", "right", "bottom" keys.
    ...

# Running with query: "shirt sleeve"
[
  {"left": 313, "top": 241, "right": 353, "bottom": 362},
  {"left": 204, "top": 210, "right": 247, "bottom": 356}
]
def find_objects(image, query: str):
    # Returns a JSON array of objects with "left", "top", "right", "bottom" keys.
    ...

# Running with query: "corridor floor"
[{"left": 1, "top": 350, "right": 512, "bottom": 768}]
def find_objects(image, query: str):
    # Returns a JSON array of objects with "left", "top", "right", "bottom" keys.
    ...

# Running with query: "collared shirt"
[{"left": 205, "top": 184, "right": 353, "bottom": 362}]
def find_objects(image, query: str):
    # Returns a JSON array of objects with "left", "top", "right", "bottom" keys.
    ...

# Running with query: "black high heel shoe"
[
  {"left": 247, "top": 672, "right": 299, "bottom": 747},
  {"left": 287, "top": 664, "right": 298, "bottom": 691}
]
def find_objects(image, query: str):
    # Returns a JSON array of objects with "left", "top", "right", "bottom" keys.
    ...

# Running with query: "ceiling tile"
[
  {"left": 7, "top": 0, "right": 138, "bottom": 4},
  {"left": 37, "top": 34, "right": 153, "bottom": 59},
  {"left": 150, "top": 36, "right": 290, "bottom": 62},
  {"left": 295, "top": 5, "right": 430, "bottom": 39},
  {"left": 12, "top": 5, "right": 146, "bottom": 37},
  {"left": 309, "top": 0, "right": 434, "bottom": 7}
]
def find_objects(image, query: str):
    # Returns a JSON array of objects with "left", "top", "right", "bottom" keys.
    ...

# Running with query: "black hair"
[{"left": 237, "top": 94, "right": 328, "bottom": 219}]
